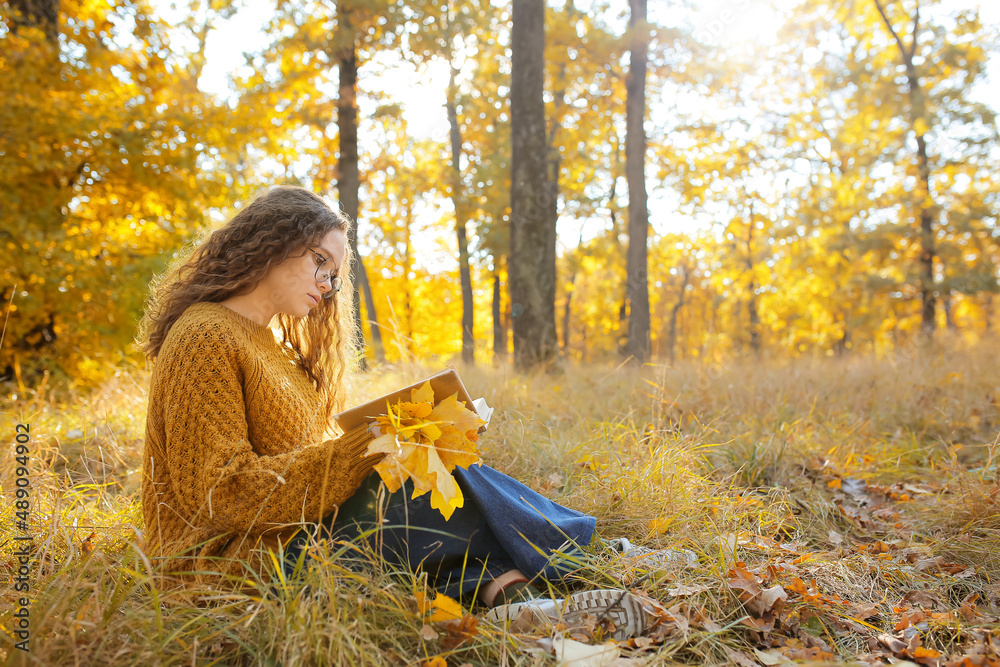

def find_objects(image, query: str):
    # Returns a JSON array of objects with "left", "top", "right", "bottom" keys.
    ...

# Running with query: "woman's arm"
[{"left": 155, "top": 324, "right": 381, "bottom": 536}]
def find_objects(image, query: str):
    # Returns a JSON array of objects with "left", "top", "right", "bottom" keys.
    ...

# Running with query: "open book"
[{"left": 333, "top": 366, "right": 494, "bottom": 434}]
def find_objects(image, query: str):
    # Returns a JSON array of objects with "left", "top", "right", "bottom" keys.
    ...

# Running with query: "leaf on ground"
[
  {"left": 741, "top": 616, "right": 775, "bottom": 633},
  {"left": 864, "top": 540, "right": 891, "bottom": 554},
  {"left": 903, "top": 590, "right": 941, "bottom": 609},
  {"left": 853, "top": 603, "right": 880, "bottom": 619},
  {"left": 786, "top": 647, "right": 835, "bottom": 661},
  {"left": 416, "top": 591, "right": 463, "bottom": 623},
  {"left": 724, "top": 648, "right": 762, "bottom": 667},
  {"left": 420, "top": 624, "right": 439, "bottom": 641},
  {"left": 429, "top": 593, "right": 463, "bottom": 622},
  {"left": 440, "top": 614, "right": 479, "bottom": 649},
  {"left": 895, "top": 610, "right": 926, "bottom": 631},
  {"left": 877, "top": 633, "right": 907, "bottom": 654},
  {"left": 751, "top": 585, "right": 788, "bottom": 616},
  {"left": 552, "top": 635, "right": 620, "bottom": 667},
  {"left": 786, "top": 577, "right": 811, "bottom": 596},
  {"left": 841, "top": 477, "right": 867, "bottom": 496},
  {"left": 667, "top": 583, "right": 710, "bottom": 597},
  {"left": 542, "top": 472, "right": 564, "bottom": 490},
  {"left": 728, "top": 564, "right": 762, "bottom": 600},
  {"left": 959, "top": 593, "right": 980, "bottom": 622},
  {"left": 754, "top": 648, "right": 791, "bottom": 665}
]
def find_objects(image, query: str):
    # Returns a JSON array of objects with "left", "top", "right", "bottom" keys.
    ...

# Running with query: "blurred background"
[{"left": 2, "top": 0, "right": 998, "bottom": 394}]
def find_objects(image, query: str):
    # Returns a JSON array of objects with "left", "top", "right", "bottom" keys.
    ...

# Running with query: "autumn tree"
[
  {"left": 239, "top": 0, "right": 402, "bottom": 366},
  {"left": 509, "top": 0, "right": 557, "bottom": 369},
  {"left": 787, "top": 0, "right": 998, "bottom": 345},
  {"left": 0, "top": 0, "right": 241, "bottom": 388},
  {"left": 400, "top": 0, "right": 497, "bottom": 366}
]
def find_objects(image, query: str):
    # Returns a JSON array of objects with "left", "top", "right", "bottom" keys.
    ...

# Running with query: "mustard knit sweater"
[{"left": 140, "top": 301, "right": 379, "bottom": 593}]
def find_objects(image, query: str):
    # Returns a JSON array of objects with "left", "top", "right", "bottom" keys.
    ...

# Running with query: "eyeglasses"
[{"left": 308, "top": 248, "right": 342, "bottom": 296}]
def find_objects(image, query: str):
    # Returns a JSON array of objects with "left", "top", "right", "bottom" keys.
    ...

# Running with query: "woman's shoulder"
[{"left": 160, "top": 302, "right": 254, "bottom": 358}]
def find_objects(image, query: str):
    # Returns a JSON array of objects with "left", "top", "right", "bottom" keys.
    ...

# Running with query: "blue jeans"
[{"left": 279, "top": 464, "right": 597, "bottom": 602}]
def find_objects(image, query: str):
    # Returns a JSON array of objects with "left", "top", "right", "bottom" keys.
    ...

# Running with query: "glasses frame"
[{"left": 308, "top": 248, "right": 342, "bottom": 294}]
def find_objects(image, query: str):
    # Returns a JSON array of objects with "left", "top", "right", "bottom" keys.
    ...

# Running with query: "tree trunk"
[
  {"left": 747, "top": 202, "right": 760, "bottom": 353},
  {"left": 944, "top": 289, "right": 957, "bottom": 330},
  {"left": 335, "top": 9, "right": 383, "bottom": 367},
  {"left": 404, "top": 197, "right": 415, "bottom": 355},
  {"left": 447, "top": 65, "right": 475, "bottom": 366},
  {"left": 667, "top": 265, "right": 690, "bottom": 364},
  {"left": 492, "top": 268, "right": 505, "bottom": 364},
  {"left": 623, "top": 0, "right": 651, "bottom": 364},
  {"left": 872, "top": 0, "right": 936, "bottom": 340},
  {"left": 509, "top": 0, "right": 556, "bottom": 370},
  {"left": 561, "top": 226, "right": 585, "bottom": 356},
  {"left": 606, "top": 173, "right": 628, "bottom": 353}
]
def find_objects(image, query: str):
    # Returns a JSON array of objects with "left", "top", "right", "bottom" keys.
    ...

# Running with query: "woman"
[{"left": 137, "top": 186, "right": 661, "bottom": 639}]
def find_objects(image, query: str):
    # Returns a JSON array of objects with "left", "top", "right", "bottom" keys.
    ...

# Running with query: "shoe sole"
[{"left": 562, "top": 589, "right": 650, "bottom": 641}]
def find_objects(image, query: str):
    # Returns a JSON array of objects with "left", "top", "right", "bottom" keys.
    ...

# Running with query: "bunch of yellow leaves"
[{"left": 365, "top": 381, "right": 485, "bottom": 520}]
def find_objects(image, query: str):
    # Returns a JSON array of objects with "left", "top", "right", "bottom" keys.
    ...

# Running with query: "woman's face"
[{"left": 258, "top": 228, "right": 347, "bottom": 319}]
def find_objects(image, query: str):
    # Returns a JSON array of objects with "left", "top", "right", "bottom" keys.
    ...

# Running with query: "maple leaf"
[{"left": 365, "top": 381, "right": 485, "bottom": 519}]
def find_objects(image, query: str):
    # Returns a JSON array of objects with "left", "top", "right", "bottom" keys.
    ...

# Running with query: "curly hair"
[{"left": 135, "top": 186, "right": 360, "bottom": 424}]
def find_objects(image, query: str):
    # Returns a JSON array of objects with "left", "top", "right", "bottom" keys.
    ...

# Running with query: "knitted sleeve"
[{"left": 159, "top": 324, "right": 382, "bottom": 535}]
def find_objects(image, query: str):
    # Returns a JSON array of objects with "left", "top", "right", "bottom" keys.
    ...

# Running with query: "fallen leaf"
[
  {"left": 728, "top": 564, "right": 762, "bottom": 600},
  {"left": 841, "top": 477, "right": 867, "bottom": 495},
  {"left": 628, "top": 636, "right": 652, "bottom": 650},
  {"left": 878, "top": 633, "right": 907, "bottom": 653},
  {"left": 544, "top": 472, "right": 565, "bottom": 490},
  {"left": 420, "top": 624, "right": 439, "bottom": 641},
  {"left": 667, "top": 583, "right": 710, "bottom": 597},
  {"left": 754, "top": 648, "right": 790, "bottom": 665},
  {"left": 429, "top": 593, "right": 463, "bottom": 622},
  {"left": 866, "top": 540, "right": 891, "bottom": 554},
  {"left": 552, "top": 636, "right": 620, "bottom": 667},
  {"left": 787, "top": 647, "right": 834, "bottom": 661},
  {"left": 755, "top": 585, "right": 788, "bottom": 615},
  {"left": 786, "top": 578, "right": 810, "bottom": 595},
  {"left": 903, "top": 591, "right": 939, "bottom": 609},
  {"left": 853, "top": 603, "right": 880, "bottom": 619},
  {"left": 913, "top": 646, "right": 941, "bottom": 659},
  {"left": 716, "top": 532, "right": 739, "bottom": 558},
  {"left": 440, "top": 614, "right": 479, "bottom": 649},
  {"left": 724, "top": 648, "right": 762, "bottom": 667},
  {"left": 959, "top": 593, "right": 980, "bottom": 622},
  {"left": 741, "top": 616, "right": 774, "bottom": 633}
]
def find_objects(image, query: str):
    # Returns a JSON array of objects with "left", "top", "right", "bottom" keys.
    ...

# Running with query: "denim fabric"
[{"left": 279, "top": 463, "right": 596, "bottom": 601}]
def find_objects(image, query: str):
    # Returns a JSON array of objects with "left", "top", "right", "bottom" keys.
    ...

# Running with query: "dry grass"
[{"left": 3, "top": 343, "right": 1000, "bottom": 665}]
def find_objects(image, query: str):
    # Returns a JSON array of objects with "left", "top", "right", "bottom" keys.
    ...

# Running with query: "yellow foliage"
[{"left": 366, "top": 381, "right": 485, "bottom": 520}]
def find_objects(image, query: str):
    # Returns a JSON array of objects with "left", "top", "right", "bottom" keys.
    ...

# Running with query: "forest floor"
[{"left": 2, "top": 344, "right": 1000, "bottom": 666}]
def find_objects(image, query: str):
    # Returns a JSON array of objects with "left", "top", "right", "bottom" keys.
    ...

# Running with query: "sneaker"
[
  {"left": 603, "top": 537, "right": 698, "bottom": 569},
  {"left": 563, "top": 589, "right": 653, "bottom": 641},
  {"left": 484, "top": 596, "right": 561, "bottom": 624},
  {"left": 484, "top": 589, "right": 654, "bottom": 642}
]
